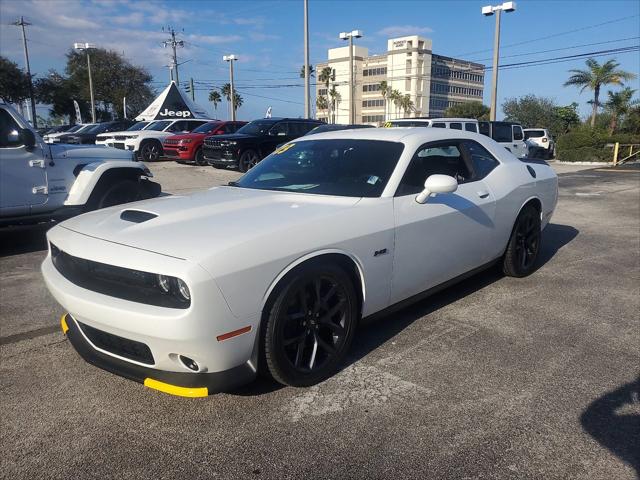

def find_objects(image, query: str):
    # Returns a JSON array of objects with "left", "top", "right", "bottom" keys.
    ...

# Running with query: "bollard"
[{"left": 613, "top": 142, "right": 619, "bottom": 166}]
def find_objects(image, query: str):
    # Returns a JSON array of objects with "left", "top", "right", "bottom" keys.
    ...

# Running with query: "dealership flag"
[
  {"left": 73, "top": 100, "right": 82, "bottom": 124},
  {"left": 265, "top": 106, "right": 272, "bottom": 118}
]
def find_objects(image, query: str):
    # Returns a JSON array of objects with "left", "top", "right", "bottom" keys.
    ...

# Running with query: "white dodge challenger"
[{"left": 42, "top": 128, "right": 557, "bottom": 397}]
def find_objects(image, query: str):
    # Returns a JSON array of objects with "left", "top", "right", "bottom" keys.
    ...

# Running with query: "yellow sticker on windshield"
[
  {"left": 274, "top": 143, "right": 295, "bottom": 154},
  {"left": 383, "top": 122, "right": 392, "bottom": 128}
]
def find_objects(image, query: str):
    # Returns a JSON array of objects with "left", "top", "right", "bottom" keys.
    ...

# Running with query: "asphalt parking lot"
[{"left": 1, "top": 161, "right": 638, "bottom": 479}]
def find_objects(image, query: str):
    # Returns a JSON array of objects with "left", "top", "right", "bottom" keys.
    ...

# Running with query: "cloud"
[
  {"left": 376, "top": 25, "right": 434, "bottom": 37},
  {"left": 187, "top": 34, "right": 243, "bottom": 45},
  {"left": 249, "top": 32, "right": 280, "bottom": 41}
]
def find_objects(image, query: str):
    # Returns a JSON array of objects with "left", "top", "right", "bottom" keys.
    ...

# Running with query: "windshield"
[
  {"left": 234, "top": 139, "right": 404, "bottom": 197},
  {"left": 236, "top": 120, "right": 276, "bottom": 136},
  {"left": 85, "top": 123, "right": 110, "bottom": 134},
  {"left": 75, "top": 124, "right": 97, "bottom": 133},
  {"left": 524, "top": 130, "right": 545, "bottom": 139},
  {"left": 127, "top": 122, "right": 148, "bottom": 131},
  {"left": 193, "top": 121, "right": 221, "bottom": 134},
  {"left": 65, "top": 125, "right": 83, "bottom": 133},
  {"left": 146, "top": 120, "right": 172, "bottom": 131}
]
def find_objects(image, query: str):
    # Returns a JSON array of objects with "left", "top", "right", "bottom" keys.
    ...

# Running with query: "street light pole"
[
  {"left": 339, "top": 30, "right": 363, "bottom": 124},
  {"left": 482, "top": 2, "right": 516, "bottom": 121},
  {"left": 303, "top": 0, "right": 310, "bottom": 118},
  {"left": 74, "top": 42, "right": 97, "bottom": 123},
  {"left": 11, "top": 16, "right": 37, "bottom": 128},
  {"left": 223, "top": 55, "right": 238, "bottom": 121}
]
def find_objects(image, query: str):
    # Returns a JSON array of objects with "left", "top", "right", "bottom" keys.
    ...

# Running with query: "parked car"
[
  {"left": 384, "top": 118, "right": 480, "bottom": 133},
  {"left": 95, "top": 121, "right": 151, "bottom": 147},
  {"left": 524, "top": 128, "right": 555, "bottom": 159},
  {"left": 44, "top": 123, "right": 95, "bottom": 144},
  {"left": 479, "top": 121, "right": 528, "bottom": 158},
  {"left": 204, "top": 117, "right": 323, "bottom": 172},
  {"left": 41, "top": 124, "right": 74, "bottom": 136},
  {"left": 42, "top": 127, "right": 557, "bottom": 396},
  {"left": 57, "top": 120, "right": 136, "bottom": 145},
  {"left": 119, "top": 119, "right": 211, "bottom": 162},
  {"left": 163, "top": 121, "right": 247, "bottom": 165},
  {"left": 0, "top": 102, "right": 160, "bottom": 226},
  {"left": 304, "top": 123, "right": 374, "bottom": 135}
]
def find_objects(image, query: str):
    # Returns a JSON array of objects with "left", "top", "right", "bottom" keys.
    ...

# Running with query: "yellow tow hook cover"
[
  {"left": 60, "top": 314, "right": 69, "bottom": 334},
  {"left": 143, "top": 378, "right": 208, "bottom": 398}
]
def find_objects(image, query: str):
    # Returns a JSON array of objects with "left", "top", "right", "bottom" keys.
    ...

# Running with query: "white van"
[{"left": 384, "top": 118, "right": 480, "bottom": 133}]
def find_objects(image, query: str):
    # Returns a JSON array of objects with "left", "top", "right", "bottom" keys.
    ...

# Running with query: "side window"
[
  {"left": 491, "top": 124, "right": 512, "bottom": 143},
  {"left": 449, "top": 122, "right": 462, "bottom": 130},
  {"left": 228, "top": 122, "right": 241, "bottom": 133},
  {"left": 431, "top": 122, "right": 446, "bottom": 128},
  {"left": 465, "top": 123, "right": 477, "bottom": 132},
  {"left": 166, "top": 121, "right": 185, "bottom": 132},
  {"left": 513, "top": 125, "right": 524, "bottom": 141},
  {"left": 0, "top": 109, "right": 23, "bottom": 148},
  {"left": 300, "top": 122, "right": 320, "bottom": 134},
  {"left": 270, "top": 122, "right": 289, "bottom": 137},
  {"left": 396, "top": 142, "right": 472, "bottom": 196},
  {"left": 478, "top": 121, "right": 490, "bottom": 136},
  {"left": 463, "top": 141, "right": 499, "bottom": 180}
]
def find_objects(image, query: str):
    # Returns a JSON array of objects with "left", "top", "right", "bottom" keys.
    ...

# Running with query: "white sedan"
[{"left": 42, "top": 128, "right": 558, "bottom": 397}]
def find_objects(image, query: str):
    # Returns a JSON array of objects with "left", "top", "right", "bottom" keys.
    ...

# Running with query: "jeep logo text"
[{"left": 158, "top": 108, "right": 192, "bottom": 117}]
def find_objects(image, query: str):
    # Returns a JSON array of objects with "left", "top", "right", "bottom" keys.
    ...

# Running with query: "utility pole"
[
  {"left": 303, "top": 0, "right": 310, "bottom": 118},
  {"left": 74, "top": 43, "right": 97, "bottom": 123},
  {"left": 223, "top": 55, "right": 238, "bottom": 121},
  {"left": 163, "top": 26, "right": 184, "bottom": 86},
  {"left": 482, "top": 2, "right": 516, "bottom": 121},
  {"left": 11, "top": 16, "right": 37, "bottom": 128}
]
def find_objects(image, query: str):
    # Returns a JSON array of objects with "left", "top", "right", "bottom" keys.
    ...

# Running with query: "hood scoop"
[{"left": 120, "top": 210, "right": 158, "bottom": 223}]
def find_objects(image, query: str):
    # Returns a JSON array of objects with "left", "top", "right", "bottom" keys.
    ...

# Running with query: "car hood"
[
  {"left": 133, "top": 130, "right": 174, "bottom": 139},
  {"left": 59, "top": 187, "right": 361, "bottom": 262},
  {"left": 49, "top": 143, "right": 133, "bottom": 161},
  {"left": 206, "top": 133, "right": 257, "bottom": 142},
  {"left": 166, "top": 132, "right": 207, "bottom": 141}
]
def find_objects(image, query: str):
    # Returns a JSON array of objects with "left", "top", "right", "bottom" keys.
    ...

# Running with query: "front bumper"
[
  {"left": 203, "top": 146, "right": 239, "bottom": 167},
  {"left": 61, "top": 313, "right": 255, "bottom": 396}
]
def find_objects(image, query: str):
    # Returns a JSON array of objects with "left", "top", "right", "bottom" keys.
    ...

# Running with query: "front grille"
[
  {"left": 204, "top": 139, "right": 221, "bottom": 148},
  {"left": 164, "top": 139, "right": 179, "bottom": 145},
  {"left": 50, "top": 243, "right": 190, "bottom": 309},
  {"left": 114, "top": 135, "right": 129, "bottom": 141},
  {"left": 78, "top": 321, "right": 154, "bottom": 365},
  {"left": 163, "top": 149, "right": 179, "bottom": 157},
  {"left": 113, "top": 143, "right": 125, "bottom": 149}
]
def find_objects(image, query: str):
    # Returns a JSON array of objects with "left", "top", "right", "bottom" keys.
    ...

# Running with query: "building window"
[
  {"left": 362, "top": 99, "right": 384, "bottom": 108},
  {"left": 362, "top": 83, "right": 382, "bottom": 92},
  {"left": 362, "top": 115, "right": 385, "bottom": 123},
  {"left": 318, "top": 89, "right": 327, "bottom": 96},
  {"left": 363, "top": 67, "right": 387, "bottom": 77}
]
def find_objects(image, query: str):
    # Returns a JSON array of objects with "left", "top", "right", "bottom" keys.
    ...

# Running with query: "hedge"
[{"left": 556, "top": 127, "right": 640, "bottom": 162}]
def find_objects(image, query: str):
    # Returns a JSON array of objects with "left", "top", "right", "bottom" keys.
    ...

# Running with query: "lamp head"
[{"left": 481, "top": 5, "right": 494, "bottom": 15}]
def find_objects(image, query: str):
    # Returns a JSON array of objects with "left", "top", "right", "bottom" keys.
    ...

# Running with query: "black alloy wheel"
[
  {"left": 239, "top": 150, "right": 260, "bottom": 172},
  {"left": 502, "top": 204, "right": 541, "bottom": 277},
  {"left": 141, "top": 141, "right": 161, "bottom": 162},
  {"left": 194, "top": 147, "right": 206, "bottom": 166},
  {"left": 264, "top": 264, "right": 357, "bottom": 387}
]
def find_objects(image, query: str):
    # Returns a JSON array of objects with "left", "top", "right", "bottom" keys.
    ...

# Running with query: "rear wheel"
[
  {"left": 140, "top": 140, "right": 162, "bottom": 162},
  {"left": 502, "top": 204, "right": 541, "bottom": 277},
  {"left": 238, "top": 150, "right": 260, "bottom": 173},
  {"left": 264, "top": 263, "right": 358, "bottom": 387},
  {"left": 194, "top": 147, "right": 206, "bottom": 166}
]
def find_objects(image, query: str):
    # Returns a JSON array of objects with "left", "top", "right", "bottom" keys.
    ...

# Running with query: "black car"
[
  {"left": 203, "top": 118, "right": 323, "bottom": 172},
  {"left": 58, "top": 120, "right": 135, "bottom": 145}
]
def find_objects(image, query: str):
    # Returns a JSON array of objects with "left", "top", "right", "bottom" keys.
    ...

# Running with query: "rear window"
[
  {"left": 449, "top": 122, "right": 462, "bottom": 130},
  {"left": 491, "top": 124, "right": 512, "bottom": 143},
  {"left": 385, "top": 120, "right": 430, "bottom": 127},
  {"left": 431, "top": 122, "right": 446, "bottom": 128},
  {"left": 465, "top": 123, "right": 478, "bottom": 132},
  {"left": 524, "top": 130, "right": 545, "bottom": 139}
]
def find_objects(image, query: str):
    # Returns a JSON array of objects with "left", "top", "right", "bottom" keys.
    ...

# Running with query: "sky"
[{"left": 1, "top": 0, "right": 639, "bottom": 122}]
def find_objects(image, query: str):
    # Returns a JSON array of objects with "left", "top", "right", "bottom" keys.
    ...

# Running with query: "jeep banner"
[{"left": 135, "top": 82, "right": 210, "bottom": 121}]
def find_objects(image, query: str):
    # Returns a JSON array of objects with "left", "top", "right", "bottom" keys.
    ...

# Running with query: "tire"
[
  {"left": 502, "top": 204, "right": 542, "bottom": 277},
  {"left": 91, "top": 179, "right": 140, "bottom": 210},
  {"left": 238, "top": 150, "right": 260, "bottom": 173},
  {"left": 263, "top": 263, "right": 358, "bottom": 387},
  {"left": 546, "top": 146, "right": 554, "bottom": 160},
  {"left": 194, "top": 147, "right": 206, "bottom": 166},
  {"left": 140, "top": 140, "right": 162, "bottom": 162}
]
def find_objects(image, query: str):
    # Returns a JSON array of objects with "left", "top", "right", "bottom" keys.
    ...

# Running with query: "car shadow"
[
  {"left": 232, "top": 222, "right": 579, "bottom": 397},
  {"left": 580, "top": 376, "right": 640, "bottom": 477},
  {"left": 0, "top": 223, "right": 52, "bottom": 258}
]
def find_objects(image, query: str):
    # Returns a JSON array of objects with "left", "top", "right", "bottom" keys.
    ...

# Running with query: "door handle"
[
  {"left": 477, "top": 191, "right": 490, "bottom": 199},
  {"left": 29, "top": 159, "right": 45, "bottom": 168}
]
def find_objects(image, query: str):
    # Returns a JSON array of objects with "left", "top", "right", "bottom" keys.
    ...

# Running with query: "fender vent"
[{"left": 120, "top": 210, "right": 157, "bottom": 223}]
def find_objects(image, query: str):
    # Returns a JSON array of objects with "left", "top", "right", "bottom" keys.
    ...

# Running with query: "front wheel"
[
  {"left": 194, "top": 147, "right": 206, "bottom": 166},
  {"left": 263, "top": 263, "right": 358, "bottom": 387},
  {"left": 140, "top": 141, "right": 162, "bottom": 162},
  {"left": 502, "top": 204, "right": 541, "bottom": 277},
  {"left": 238, "top": 150, "right": 260, "bottom": 173}
]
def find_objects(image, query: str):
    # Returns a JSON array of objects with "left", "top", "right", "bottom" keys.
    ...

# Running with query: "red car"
[{"left": 163, "top": 121, "right": 247, "bottom": 165}]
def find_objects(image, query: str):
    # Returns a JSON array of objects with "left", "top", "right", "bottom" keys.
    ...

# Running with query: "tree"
[
  {"left": 232, "top": 92, "right": 243, "bottom": 113},
  {"left": 316, "top": 95, "right": 328, "bottom": 120},
  {"left": 401, "top": 94, "right": 414, "bottom": 116},
  {"left": 564, "top": 58, "right": 636, "bottom": 127},
  {"left": 318, "top": 67, "right": 333, "bottom": 122},
  {"left": 553, "top": 102, "right": 580, "bottom": 134},
  {"left": 389, "top": 89, "right": 402, "bottom": 119},
  {"left": 0, "top": 56, "right": 30, "bottom": 104},
  {"left": 444, "top": 101, "right": 490, "bottom": 120},
  {"left": 300, "top": 64, "right": 314, "bottom": 78},
  {"left": 220, "top": 83, "right": 242, "bottom": 115},
  {"left": 328, "top": 86, "right": 341, "bottom": 124},
  {"left": 503, "top": 95, "right": 558, "bottom": 129},
  {"left": 379, "top": 80, "right": 391, "bottom": 120},
  {"left": 603, "top": 87, "right": 638, "bottom": 134},
  {"left": 209, "top": 90, "right": 221, "bottom": 112},
  {"left": 620, "top": 104, "right": 640, "bottom": 134}
]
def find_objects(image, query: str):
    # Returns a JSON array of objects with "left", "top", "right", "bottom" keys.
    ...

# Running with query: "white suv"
[
  {"left": 479, "top": 121, "right": 529, "bottom": 158},
  {"left": 384, "top": 118, "right": 480, "bottom": 133},
  {"left": 118, "top": 119, "right": 210, "bottom": 161},
  {"left": 524, "top": 128, "right": 555, "bottom": 159},
  {"left": 95, "top": 120, "right": 151, "bottom": 147}
]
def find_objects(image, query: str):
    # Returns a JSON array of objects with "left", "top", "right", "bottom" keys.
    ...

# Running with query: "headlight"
[
  {"left": 225, "top": 140, "right": 238, "bottom": 146},
  {"left": 125, "top": 134, "right": 139, "bottom": 140},
  {"left": 156, "top": 274, "right": 191, "bottom": 303},
  {"left": 179, "top": 138, "right": 193, "bottom": 145}
]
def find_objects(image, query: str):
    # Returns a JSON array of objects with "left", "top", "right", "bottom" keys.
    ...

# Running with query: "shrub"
[{"left": 556, "top": 126, "right": 640, "bottom": 162}]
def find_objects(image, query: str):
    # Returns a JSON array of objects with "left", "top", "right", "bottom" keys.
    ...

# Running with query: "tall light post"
[
  {"left": 11, "top": 16, "right": 37, "bottom": 128},
  {"left": 223, "top": 55, "right": 238, "bottom": 121},
  {"left": 74, "top": 42, "right": 97, "bottom": 123},
  {"left": 303, "top": 0, "right": 310, "bottom": 118},
  {"left": 339, "top": 30, "right": 363, "bottom": 124},
  {"left": 482, "top": 1, "right": 516, "bottom": 121}
]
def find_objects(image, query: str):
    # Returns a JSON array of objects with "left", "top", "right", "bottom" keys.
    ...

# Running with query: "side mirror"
[
  {"left": 415, "top": 174, "right": 458, "bottom": 204},
  {"left": 20, "top": 128, "right": 37, "bottom": 151}
]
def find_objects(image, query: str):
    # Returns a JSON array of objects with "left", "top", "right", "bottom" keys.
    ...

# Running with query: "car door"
[
  {"left": 512, "top": 124, "right": 527, "bottom": 157},
  {"left": 0, "top": 108, "right": 47, "bottom": 217},
  {"left": 391, "top": 140, "right": 497, "bottom": 303}
]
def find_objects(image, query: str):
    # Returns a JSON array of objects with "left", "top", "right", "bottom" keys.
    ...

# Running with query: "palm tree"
[
  {"left": 604, "top": 87, "right": 638, "bottom": 134},
  {"left": 232, "top": 92, "right": 243, "bottom": 114},
  {"left": 564, "top": 58, "right": 637, "bottom": 127},
  {"left": 401, "top": 94, "right": 414, "bottom": 116},
  {"left": 390, "top": 89, "right": 402, "bottom": 119},
  {"left": 379, "top": 81, "right": 391, "bottom": 120},
  {"left": 208, "top": 90, "right": 221, "bottom": 112},
  {"left": 300, "top": 64, "right": 315, "bottom": 78},
  {"left": 318, "top": 67, "right": 333, "bottom": 121},
  {"left": 316, "top": 95, "right": 329, "bottom": 121},
  {"left": 328, "top": 86, "right": 341, "bottom": 124}
]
